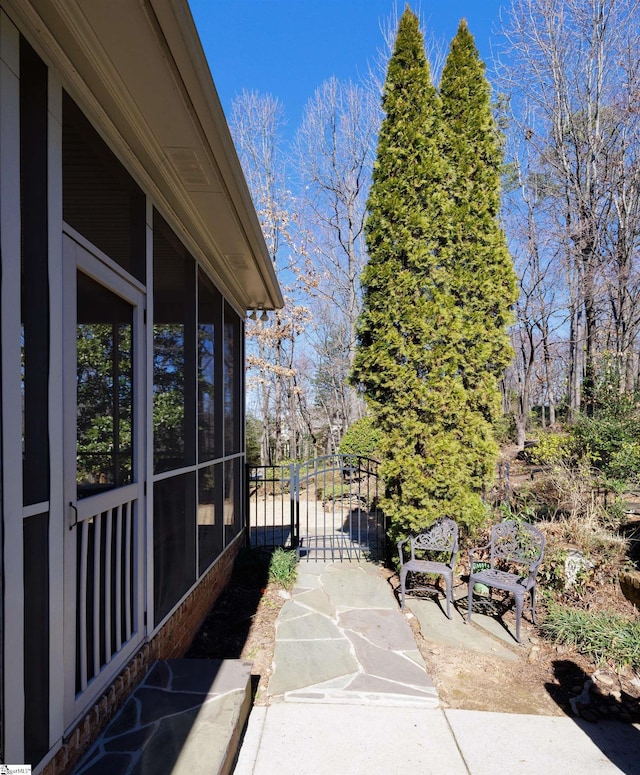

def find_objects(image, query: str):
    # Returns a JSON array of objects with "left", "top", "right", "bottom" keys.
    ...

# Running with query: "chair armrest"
[
  {"left": 528, "top": 556, "right": 543, "bottom": 577},
  {"left": 397, "top": 538, "right": 409, "bottom": 566},
  {"left": 468, "top": 542, "right": 490, "bottom": 563}
]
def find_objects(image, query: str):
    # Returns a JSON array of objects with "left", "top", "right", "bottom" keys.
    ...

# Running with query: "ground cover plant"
[
  {"left": 542, "top": 602, "right": 640, "bottom": 672},
  {"left": 268, "top": 547, "right": 298, "bottom": 590}
]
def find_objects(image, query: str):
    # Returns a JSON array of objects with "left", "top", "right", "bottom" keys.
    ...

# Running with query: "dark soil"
[{"left": 185, "top": 549, "right": 286, "bottom": 705}]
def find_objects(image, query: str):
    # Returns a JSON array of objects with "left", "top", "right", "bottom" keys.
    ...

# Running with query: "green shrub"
[
  {"left": 607, "top": 442, "right": 640, "bottom": 484},
  {"left": 246, "top": 415, "right": 262, "bottom": 467},
  {"left": 492, "top": 413, "right": 516, "bottom": 445},
  {"left": 542, "top": 601, "right": 640, "bottom": 671},
  {"left": 339, "top": 416, "right": 380, "bottom": 460},
  {"left": 602, "top": 498, "right": 629, "bottom": 527},
  {"left": 268, "top": 548, "right": 298, "bottom": 590},
  {"left": 570, "top": 415, "right": 640, "bottom": 482},
  {"left": 592, "top": 357, "right": 639, "bottom": 420},
  {"left": 319, "top": 483, "right": 348, "bottom": 502},
  {"left": 528, "top": 431, "right": 572, "bottom": 466},
  {"left": 537, "top": 548, "right": 568, "bottom": 592}
]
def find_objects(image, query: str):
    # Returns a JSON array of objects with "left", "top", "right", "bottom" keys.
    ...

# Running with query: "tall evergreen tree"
[
  {"left": 439, "top": 20, "right": 518, "bottom": 481},
  {"left": 351, "top": 8, "right": 485, "bottom": 537}
]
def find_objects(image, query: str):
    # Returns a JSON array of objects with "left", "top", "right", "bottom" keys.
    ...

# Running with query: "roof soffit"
[{"left": 6, "top": 0, "right": 282, "bottom": 310}]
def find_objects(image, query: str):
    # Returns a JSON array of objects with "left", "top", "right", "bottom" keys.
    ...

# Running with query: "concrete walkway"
[{"left": 235, "top": 560, "right": 640, "bottom": 775}]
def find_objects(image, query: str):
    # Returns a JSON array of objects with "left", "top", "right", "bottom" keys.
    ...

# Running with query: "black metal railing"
[{"left": 246, "top": 455, "right": 385, "bottom": 561}]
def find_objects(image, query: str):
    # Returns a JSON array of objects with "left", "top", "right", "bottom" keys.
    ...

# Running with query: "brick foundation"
[{"left": 43, "top": 536, "right": 242, "bottom": 775}]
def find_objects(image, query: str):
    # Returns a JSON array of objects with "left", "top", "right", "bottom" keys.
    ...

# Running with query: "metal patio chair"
[
  {"left": 466, "top": 519, "right": 546, "bottom": 643},
  {"left": 397, "top": 518, "right": 459, "bottom": 618}
]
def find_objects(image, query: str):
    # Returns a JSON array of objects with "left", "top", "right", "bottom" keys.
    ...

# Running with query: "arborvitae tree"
[
  {"left": 351, "top": 8, "right": 487, "bottom": 538},
  {"left": 439, "top": 20, "right": 518, "bottom": 483}
]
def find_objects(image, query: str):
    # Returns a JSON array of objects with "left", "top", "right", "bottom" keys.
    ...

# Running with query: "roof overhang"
[{"left": 5, "top": 0, "right": 283, "bottom": 311}]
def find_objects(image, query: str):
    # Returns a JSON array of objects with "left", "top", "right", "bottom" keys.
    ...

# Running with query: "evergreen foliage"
[
  {"left": 439, "top": 19, "right": 517, "bottom": 400},
  {"left": 246, "top": 415, "right": 263, "bottom": 467},
  {"left": 338, "top": 415, "right": 380, "bottom": 459},
  {"left": 351, "top": 10, "right": 516, "bottom": 539},
  {"left": 438, "top": 20, "right": 519, "bottom": 503}
]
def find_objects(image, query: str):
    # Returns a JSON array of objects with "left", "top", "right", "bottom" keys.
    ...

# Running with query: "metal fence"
[{"left": 246, "top": 455, "right": 386, "bottom": 561}]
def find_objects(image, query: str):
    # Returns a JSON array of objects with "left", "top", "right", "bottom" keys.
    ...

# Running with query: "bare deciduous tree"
[
  {"left": 500, "top": 0, "right": 640, "bottom": 421},
  {"left": 231, "top": 90, "right": 314, "bottom": 463},
  {"left": 294, "top": 77, "right": 379, "bottom": 439}
]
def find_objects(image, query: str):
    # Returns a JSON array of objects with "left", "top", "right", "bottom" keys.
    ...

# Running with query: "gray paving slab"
[
  {"left": 346, "top": 672, "right": 436, "bottom": 699},
  {"left": 339, "top": 608, "right": 418, "bottom": 650},
  {"left": 294, "top": 565, "right": 327, "bottom": 590},
  {"left": 268, "top": 560, "right": 439, "bottom": 707},
  {"left": 73, "top": 659, "right": 251, "bottom": 775},
  {"left": 468, "top": 601, "right": 533, "bottom": 646},
  {"left": 269, "top": 638, "right": 359, "bottom": 695},
  {"left": 347, "top": 630, "right": 435, "bottom": 690},
  {"left": 276, "top": 608, "right": 344, "bottom": 640},
  {"left": 293, "top": 586, "right": 335, "bottom": 616},
  {"left": 446, "top": 708, "right": 640, "bottom": 774},
  {"left": 283, "top": 667, "right": 439, "bottom": 707},
  {"left": 276, "top": 597, "right": 308, "bottom": 622},
  {"left": 234, "top": 704, "right": 469, "bottom": 775},
  {"left": 321, "top": 563, "right": 396, "bottom": 609},
  {"left": 407, "top": 597, "right": 520, "bottom": 660}
]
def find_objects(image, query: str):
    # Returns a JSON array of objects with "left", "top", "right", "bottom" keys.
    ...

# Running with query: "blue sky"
[{"left": 190, "top": 1, "right": 507, "bottom": 134}]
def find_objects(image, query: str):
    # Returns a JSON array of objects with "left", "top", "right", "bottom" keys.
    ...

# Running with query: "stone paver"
[
  {"left": 339, "top": 608, "right": 418, "bottom": 650},
  {"left": 268, "top": 560, "right": 439, "bottom": 708},
  {"left": 73, "top": 660, "right": 251, "bottom": 775},
  {"left": 276, "top": 607, "right": 344, "bottom": 641},
  {"left": 293, "top": 586, "right": 336, "bottom": 616},
  {"left": 407, "top": 595, "right": 521, "bottom": 659},
  {"left": 347, "top": 630, "right": 436, "bottom": 689},
  {"left": 320, "top": 564, "right": 396, "bottom": 609},
  {"left": 269, "top": 639, "right": 360, "bottom": 695}
]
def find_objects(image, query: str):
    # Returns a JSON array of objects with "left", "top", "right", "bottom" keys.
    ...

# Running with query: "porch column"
[{"left": 0, "top": 10, "right": 24, "bottom": 764}]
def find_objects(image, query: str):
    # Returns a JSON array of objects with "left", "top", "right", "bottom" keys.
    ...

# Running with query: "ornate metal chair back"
[
  {"left": 411, "top": 518, "right": 458, "bottom": 558},
  {"left": 490, "top": 520, "right": 545, "bottom": 570}
]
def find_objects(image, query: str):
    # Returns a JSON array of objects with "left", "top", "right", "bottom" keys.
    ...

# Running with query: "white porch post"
[{"left": 0, "top": 10, "right": 24, "bottom": 764}]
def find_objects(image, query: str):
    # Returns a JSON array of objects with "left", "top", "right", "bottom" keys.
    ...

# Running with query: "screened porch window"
[
  {"left": 76, "top": 271, "right": 134, "bottom": 497},
  {"left": 152, "top": 209, "right": 246, "bottom": 625},
  {"left": 153, "top": 214, "right": 196, "bottom": 474},
  {"left": 198, "top": 268, "right": 221, "bottom": 462},
  {"left": 224, "top": 302, "right": 242, "bottom": 456}
]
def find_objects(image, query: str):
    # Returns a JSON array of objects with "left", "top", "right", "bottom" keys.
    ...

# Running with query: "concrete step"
[{"left": 73, "top": 659, "right": 252, "bottom": 775}]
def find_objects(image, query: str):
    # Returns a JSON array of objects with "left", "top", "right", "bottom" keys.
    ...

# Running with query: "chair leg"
[
  {"left": 399, "top": 569, "right": 407, "bottom": 610},
  {"left": 443, "top": 573, "right": 452, "bottom": 619},
  {"left": 530, "top": 586, "right": 537, "bottom": 624},
  {"left": 514, "top": 592, "right": 524, "bottom": 643},
  {"left": 466, "top": 579, "right": 473, "bottom": 623}
]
